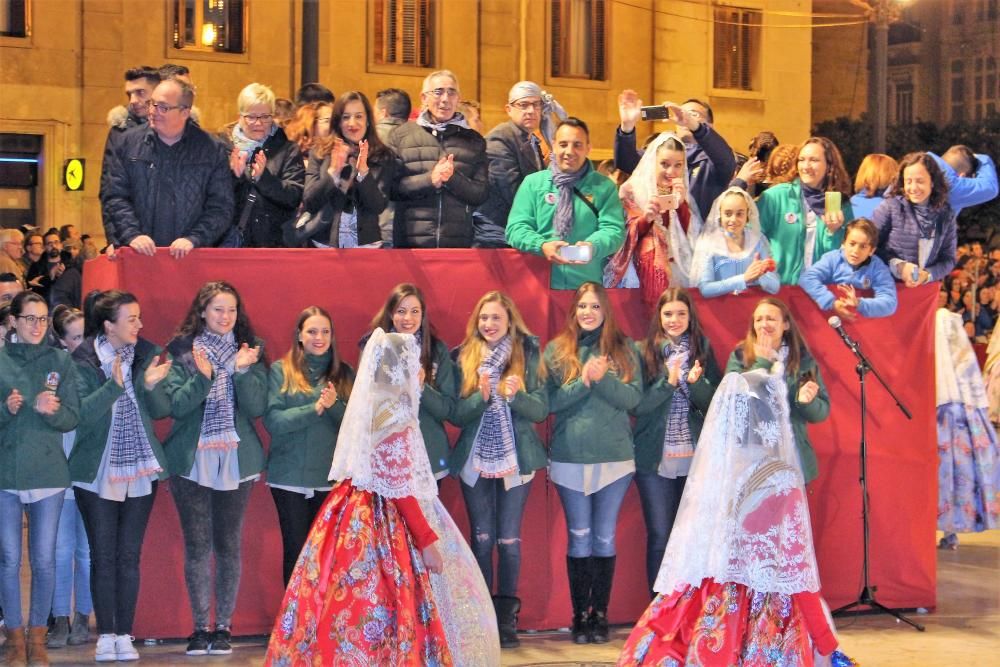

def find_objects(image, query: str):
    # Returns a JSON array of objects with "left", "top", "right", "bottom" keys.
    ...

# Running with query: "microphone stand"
[{"left": 830, "top": 334, "right": 924, "bottom": 631}]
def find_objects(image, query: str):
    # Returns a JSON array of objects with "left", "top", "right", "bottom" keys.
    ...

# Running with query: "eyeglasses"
[
  {"left": 511, "top": 101, "right": 542, "bottom": 111},
  {"left": 425, "top": 87, "right": 459, "bottom": 99},
  {"left": 17, "top": 315, "right": 49, "bottom": 326},
  {"left": 146, "top": 100, "right": 189, "bottom": 114},
  {"left": 241, "top": 113, "right": 273, "bottom": 124}
]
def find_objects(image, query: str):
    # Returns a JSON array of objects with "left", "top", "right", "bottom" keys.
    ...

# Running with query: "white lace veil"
[
  {"left": 689, "top": 186, "right": 769, "bottom": 287},
  {"left": 653, "top": 364, "right": 820, "bottom": 596},
  {"left": 619, "top": 132, "right": 704, "bottom": 287},
  {"left": 328, "top": 328, "right": 438, "bottom": 500},
  {"left": 935, "top": 308, "right": 989, "bottom": 409}
]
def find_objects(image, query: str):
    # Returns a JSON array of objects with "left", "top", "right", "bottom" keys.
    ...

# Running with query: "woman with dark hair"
[
  {"left": 873, "top": 152, "right": 957, "bottom": 287},
  {"left": 264, "top": 306, "right": 354, "bottom": 586},
  {"left": 725, "top": 297, "right": 830, "bottom": 484},
  {"left": 0, "top": 292, "right": 79, "bottom": 666},
  {"left": 162, "top": 281, "right": 266, "bottom": 657},
  {"left": 365, "top": 283, "right": 457, "bottom": 479},
  {"left": 543, "top": 282, "right": 641, "bottom": 644},
  {"left": 631, "top": 288, "right": 720, "bottom": 595},
  {"left": 297, "top": 91, "right": 395, "bottom": 248},
  {"left": 450, "top": 291, "right": 548, "bottom": 648},
  {"left": 758, "top": 137, "right": 855, "bottom": 284},
  {"left": 69, "top": 291, "right": 172, "bottom": 662}
]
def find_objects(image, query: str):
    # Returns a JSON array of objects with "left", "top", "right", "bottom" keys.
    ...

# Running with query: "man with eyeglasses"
[
  {"left": 20, "top": 234, "right": 43, "bottom": 272},
  {"left": 0, "top": 229, "right": 26, "bottom": 286},
  {"left": 102, "top": 77, "right": 234, "bottom": 258},
  {"left": 386, "top": 69, "right": 488, "bottom": 248},
  {"left": 25, "top": 231, "right": 65, "bottom": 302},
  {"left": 474, "top": 81, "right": 568, "bottom": 248}
]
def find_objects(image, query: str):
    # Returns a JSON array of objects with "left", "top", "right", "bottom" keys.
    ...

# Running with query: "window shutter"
[
  {"left": 590, "top": 0, "right": 605, "bottom": 80},
  {"left": 551, "top": 0, "right": 563, "bottom": 77}
]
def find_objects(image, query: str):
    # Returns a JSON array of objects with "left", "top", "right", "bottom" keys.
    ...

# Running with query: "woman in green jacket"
[
  {"left": 0, "top": 292, "right": 79, "bottom": 665},
  {"left": 725, "top": 296, "right": 830, "bottom": 483},
  {"left": 757, "top": 137, "right": 854, "bottom": 285},
  {"left": 70, "top": 290, "right": 172, "bottom": 662},
  {"left": 264, "top": 306, "right": 353, "bottom": 586},
  {"left": 631, "top": 288, "right": 720, "bottom": 594},
  {"left": 363, "top": 283, "right": 456, "bottom": 480},
  {"left": 162, "top": 281, "right": 267, "bottom": 656},
  {"left": 449, "top": 291, "right": 548, "bottom": 648},
  {"left": 544, "top": 282, "right": 641, "bottom": 644}
]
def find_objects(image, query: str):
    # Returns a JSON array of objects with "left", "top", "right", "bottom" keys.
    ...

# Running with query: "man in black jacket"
[
  {"left": 101, "top": 78, "right": 234, "bottom": 259},
  {"left": 387, "top": 70, "right": 488, "bottom": 248}
]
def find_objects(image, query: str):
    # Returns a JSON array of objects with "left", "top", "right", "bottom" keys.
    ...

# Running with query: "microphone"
[{"left": 828, "top": 315, "right": 859, "bottom": 353}]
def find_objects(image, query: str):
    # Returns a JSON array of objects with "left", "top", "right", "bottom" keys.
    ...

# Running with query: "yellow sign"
[{"left": 64, "top": 158, "right": 84, "bottom": 191}]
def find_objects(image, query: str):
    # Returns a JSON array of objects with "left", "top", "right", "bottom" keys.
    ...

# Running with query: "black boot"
[
  {"left": 566, "top": 556, "right": 592, "bottom": 644},
  {"left": 589, "top": 555, "right": 616, "bottom": 643},
  {"left": 492, "top": 596, "right": 521, "bottom": 649}
]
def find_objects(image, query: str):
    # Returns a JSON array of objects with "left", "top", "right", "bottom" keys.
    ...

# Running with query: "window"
[
  {"left": 0, "top": 0, "right": 28, "bottom": 37},
  {"left": 894, "top": 81, "right": 914, "bottom": 125},
  {"left": 372, "top": 0, "right": 435, "bottom": 68},
  {"left": 951, "top": 59, "right": 966, "bottom": 122},
  {"left": 550, "top": 0, "right": 607, "bottom": 81},
  {"left": 713, "top": 6, "right": 762, "bottom": 92},
  {"left": 172, "top": 0, "right": 246, "bottom": 54},
  {"left": 952, "top": 0, "right": 965, "bottom": 24}
]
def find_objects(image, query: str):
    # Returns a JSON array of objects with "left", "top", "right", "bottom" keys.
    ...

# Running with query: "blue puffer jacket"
[{"left": 871, "top": 195, "right": 956, "bottom": 282}]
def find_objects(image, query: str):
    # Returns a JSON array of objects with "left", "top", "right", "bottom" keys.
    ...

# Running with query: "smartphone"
[
  {"left": 558, "top": 244, "right": 593, "bottom": 263},
  {"left": 825, "top": 191, "right": 842, "bottom": 215},
  {"left": 640, "top": 105, "right": 670, "bottom": 121},
  {"left": 654, "top": 193, "right": 679, "bottom": 210}
]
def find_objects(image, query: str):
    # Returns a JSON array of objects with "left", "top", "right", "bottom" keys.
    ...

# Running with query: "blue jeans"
[
  {"left": 555, "top": 474, "right": 633, "bottom": 558},
  {"left": 634, "top": 471, "right": 687, "bottom": 592},
  {"left": 52, "top": 495, "right": 93, "bottom": 616},
  {"left": 0, "top": 489, "right": 65, "bottom": 628},
  {"left": 460, "top": 476, "right": 533, "bottom": 597}
]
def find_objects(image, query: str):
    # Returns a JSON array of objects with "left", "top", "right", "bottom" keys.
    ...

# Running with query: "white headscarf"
[
  {"left": 328, "top": 329, "right": 438, "bottom": 500},
  {"left": 507, "top": 80, "right": 568, "bottom": 147},
  {"left": 690, "top": 186, "right": 770, "bottom": 287}
]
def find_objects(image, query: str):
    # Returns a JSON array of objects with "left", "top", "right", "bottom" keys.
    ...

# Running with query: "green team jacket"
[{"left": 420, "top": 339, "right": 458, "bottom": 475}]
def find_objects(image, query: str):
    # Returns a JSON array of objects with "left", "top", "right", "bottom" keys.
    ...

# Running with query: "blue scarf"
[
  {"left": 102, "top": 338, "right": 161, "bottom": 482},
  {"left": 471, "top": 336, "right": 519, "bottom": 478},
  {"left": 550, "top": 159, "right": 592, "bottom": 240},
  {"left": 661, "top": 333, "right": 694, "bottom": 462},
  {"left": 194, "top": 331, "right": 241, "bottom": 451},
  {"left": 801, "top": 182, "right": 827, "bottom": 216}
]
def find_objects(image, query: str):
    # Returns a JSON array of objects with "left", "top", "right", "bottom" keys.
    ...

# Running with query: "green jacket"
[
  {"left": 757, "top": 179, "right": 851, "bottom": 285},
  {"left": 0, "top": 342, "right": 79, "bottom": 490},
  {"left": 162, "top": 335, "right": 268, "bottom": 479},
  {"left": 505, "top": 168, "right": 625, "bottom": 289},
  {"left": 69, "top": 337, "right": 172, "bottom": 484},
  {"left": 631, "top": 338, "right": 721, "bottom": 473},
  {"left": 420, "top": 340, "right": 457, "bottom": 475},
  {"left": 543, "top": 333, "right": 642, "bottom": 464},
  {"left": 725, "top": 347, "right": 830, "bottom": 483},
  {"left": 264, "top": 357, "right": 354, "bottom": 489},
  {"left": 449, "top": 336, "right": 549, "bottom": 477}
]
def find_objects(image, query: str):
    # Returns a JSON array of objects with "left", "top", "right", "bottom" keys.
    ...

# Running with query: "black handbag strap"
[{"left": 573, "top": 187, "right": 599, "bottom": 218}]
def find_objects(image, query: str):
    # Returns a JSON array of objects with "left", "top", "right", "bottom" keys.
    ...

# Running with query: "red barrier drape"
[{"left": 81, "top": 249, "right": 937, "bottom": 637}]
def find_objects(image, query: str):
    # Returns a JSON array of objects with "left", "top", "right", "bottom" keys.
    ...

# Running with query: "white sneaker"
[
  {"left": 115, "top": 634, "right": 139, "bottom": 661},
  {"left": 95, "top": 634, "right": 117, "bottom": 662}
]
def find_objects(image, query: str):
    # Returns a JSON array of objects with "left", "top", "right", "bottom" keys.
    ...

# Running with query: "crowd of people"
[{"left": 0, "top": 60, "right": 998, "bottom": 667}]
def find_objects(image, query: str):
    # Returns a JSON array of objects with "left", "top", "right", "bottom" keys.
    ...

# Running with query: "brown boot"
[
  {"left": 26, "top": 626, "right": 49, "bottom": 667},
  {"left": 4, "top": 627, "right": 27, "bottom": 667}
]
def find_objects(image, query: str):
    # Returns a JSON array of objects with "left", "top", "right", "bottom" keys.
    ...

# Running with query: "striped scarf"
[
  {"left": 194, "top": 331, "right": 241, "bottom": 451},
  {"left": 103, "top": 338, "right": 162, "bottom": 482},
  {"left": 661, "top": 333, "right": 694, "bottom": 461},
  {"left": 471, "top": 336, "right": 519, "bottom": 478}
]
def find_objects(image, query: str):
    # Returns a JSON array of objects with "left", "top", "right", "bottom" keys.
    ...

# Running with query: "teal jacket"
[
  {"left": 420, "top": 340, "right": 458, "bottom": 475},
  {"left": 631, "top": 338, "right": 721, "bottom": 473},
  {"left": 543, "top": 331, "right": 642, "bottom": 464},
  {"left": 264, "top": 356, "right": 353, "bottom": 489},
  {"left": 162, "top": 335, "right": 268, "bottom": 479},
  {"left": 449, "top": 336, "right": 549, "bottom": 477},
  {"left": 505, "top": 168, "right": 625, "bottom": 289},
  {"left": 69, "top": 337, "right": 172, "bottom": 484},
  {"left": 0, "top": 342, "right": 79, "bottom": 490},
  {"left": 757, "top": 179, "right": 851, "bottom": 285},
  {"left": 725, "top": 347, "right": 830, "bottom": 483}
]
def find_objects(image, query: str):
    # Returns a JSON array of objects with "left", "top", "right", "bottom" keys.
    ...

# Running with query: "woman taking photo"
[
  {"left": 544, "top": 282, "right": 641, "bottom": 644},
  {"left": 450, "top": 291, "right": 548, "bottom": 648},
  {"left": 725, "top": 297, "right": 830, "bottom": 484},
  {"left": 163, "top": 281, "right": 266, "bottom": 657},
  {"left": 69, "top": 291, "right": 172, "bottom": 662},
  {"left": 631, "top": 288, "right": 720, "bottom": 595},
  {"left": 365, "top": 283, "right": 456, "bottom": 479},
  {"left": 0, "top": 292, "right": 79, "bottom": 667},
  {"left": 298, "top": 91, "right": 395, "bottom": 248},
  {"left": 264, "top": 306, "right": 353, "bottom": 586}
]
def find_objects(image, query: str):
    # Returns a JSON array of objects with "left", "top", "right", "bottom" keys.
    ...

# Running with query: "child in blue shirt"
[{"left": 800, "top": 218, "right": 898, "bottom": 319}]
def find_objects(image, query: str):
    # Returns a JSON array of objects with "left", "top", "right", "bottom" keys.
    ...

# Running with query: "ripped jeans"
[
  {"left": 555, "top": 474, "right": 633, "bottom": 558},
  {"left": 460, "top": 476, "right": 533, "bottom": 598}
]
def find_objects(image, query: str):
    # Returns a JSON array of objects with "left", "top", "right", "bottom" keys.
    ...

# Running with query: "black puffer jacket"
[
  {"left": 219, "top": 126, "right": 304, "bottom": 248},
  {"left": 101, "top": 121, "right": 234, "bottom": 248},
  {"left": 387, "top": 121, "right": 488, "bottom": 248}
]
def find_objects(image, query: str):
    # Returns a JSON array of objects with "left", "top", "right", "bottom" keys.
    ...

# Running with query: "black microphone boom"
[{"left": 828, "top": 315, "right": 859, "bottom": 353}]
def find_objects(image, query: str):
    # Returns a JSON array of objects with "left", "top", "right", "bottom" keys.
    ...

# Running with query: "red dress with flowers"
[{"left": 264, "top": 479, "right": 451, "bottom": 667}]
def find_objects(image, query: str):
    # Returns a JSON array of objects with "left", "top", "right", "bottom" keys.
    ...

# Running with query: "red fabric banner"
[{"left": 81, "top": 249, "right": 937, "bottom": 637}]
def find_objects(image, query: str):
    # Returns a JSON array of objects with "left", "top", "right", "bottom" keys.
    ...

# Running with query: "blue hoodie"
[{"left": 799, "top": 248, "right": 898, "bottom": 318}]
